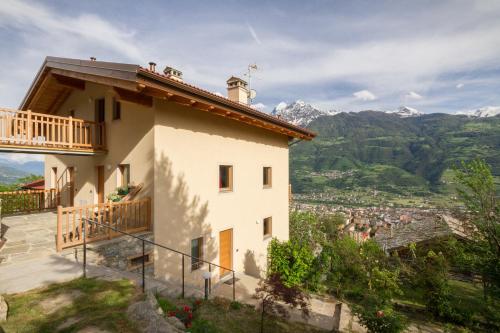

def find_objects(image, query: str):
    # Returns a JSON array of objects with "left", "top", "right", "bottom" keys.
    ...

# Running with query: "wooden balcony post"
[
  {"left": 147, "top": 197, "right": 152, "bottom": 231},
  {"left": 27, "top": 110, "right": 32, "bottom": 145},
  {"left": 57, "top": 205, "right": 63, "bottom": 252},
  {"left": 68, "top": 116, "right": 73, "bottom": 148},
  {"left": 108, "top": 201, "right": 113, "bottom": 240}
]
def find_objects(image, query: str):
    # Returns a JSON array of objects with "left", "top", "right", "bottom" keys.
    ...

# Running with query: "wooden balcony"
[
  {"left": 56, "top": 198, "right": 152, "bottom": 251},
  {"left": 0, "top": 108, "right": 106, "bottom": 155}
]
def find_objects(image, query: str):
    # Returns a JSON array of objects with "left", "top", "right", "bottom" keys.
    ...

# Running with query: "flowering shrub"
[{"left": 165, "top": 299, "right": 204, "bottom": 329}]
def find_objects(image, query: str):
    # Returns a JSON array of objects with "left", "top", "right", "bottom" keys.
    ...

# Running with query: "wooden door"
[
  {"left": 219, "top": 228, "right": 233, "bottom": 277},
  {"left": 96, "top": 165, "right": 104, "bottom": 204},
  {"left": 68, "top": 167, "right": 75, "bottom": 206}
]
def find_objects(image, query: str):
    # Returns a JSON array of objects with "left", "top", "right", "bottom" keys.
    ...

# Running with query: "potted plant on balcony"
[{"left": 107, "top": 186, "right": 130, "bottom": 202}]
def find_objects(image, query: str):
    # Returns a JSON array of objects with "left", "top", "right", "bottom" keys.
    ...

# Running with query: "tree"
[
  {"left": 289, "top": 210, "right": 323, "bottom": 249},
  {"left": 254, "top": 273, "right": 310, "bottom": 333},
  {"left": 267, "top": 238, "right": 314, "bottom": 288},
  {"left": 454, "top": 159, "right": 500, "bottom": 299}
]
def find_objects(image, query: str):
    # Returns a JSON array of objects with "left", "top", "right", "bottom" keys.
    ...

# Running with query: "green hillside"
[{"left": 290, "top": 112, "right": 500, "bottom": 207}]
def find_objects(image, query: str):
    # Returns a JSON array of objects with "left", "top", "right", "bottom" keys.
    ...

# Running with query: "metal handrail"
[{"left": 81, "top": 217, "right": 236, "bottom": 300}]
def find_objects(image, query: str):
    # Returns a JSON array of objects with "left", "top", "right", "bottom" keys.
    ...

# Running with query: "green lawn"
[
  {"left": 2, "top": 278, "right": 141, "bottom": 333},
  {"left": 397, "top": 279, "right": 496, "bottom": 332},
  {"left": 156, "top": 295, "right": 327, "bottom": 333}
]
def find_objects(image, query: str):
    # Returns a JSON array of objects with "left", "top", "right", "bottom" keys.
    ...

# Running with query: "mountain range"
[
  {"left": 272, "top": 101, "right": 500, "bottom": 127},
  {"left": 281, "top": 101, "right": 500, "bottom": 198},
  {"left": 0, "top": 157, "right": 44, "bottom": 184}
]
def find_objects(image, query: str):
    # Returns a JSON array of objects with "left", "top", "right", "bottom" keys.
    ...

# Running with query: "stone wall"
[{"left": 86, "top": 232, "right": 154, "bottom": 275}]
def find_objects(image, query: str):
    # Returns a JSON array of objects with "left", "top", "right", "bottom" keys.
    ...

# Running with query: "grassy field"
[
  {"left": 396, "top": 279, "right": 496, "bottom": 332},
  {"left": 156, "top": 295, "right": 327, "bottom": 333},
  {"left": 1, "top": 278, "right": 141, "bottom": 333}
]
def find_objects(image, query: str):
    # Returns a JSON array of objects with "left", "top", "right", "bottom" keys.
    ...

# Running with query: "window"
[
  {"left": 95, "top": 98, "right": 105, "bottom": 123},
  {"left": 118, "top": 164, "right": 130, "bottom": 187},
  {"left": 128, "top": 252, "right": 153, "bottom": 270},
  {"left": 51, "top": 167, "right": 58, "bottom": 189},
  {"left": 263, "top": 167, "right": 272, "bottom": 188},
  {"left": 191, "top": 237, "right": 203, "bottom": 270},
  {"left": 219, "top": 165, "right": 233, "bottom": 191},
  {"left": 112, "top": 98, "right": 121, "bottom": 120},
  {"left": 263, "top": 217, "right": 272, "bottom": 238}
]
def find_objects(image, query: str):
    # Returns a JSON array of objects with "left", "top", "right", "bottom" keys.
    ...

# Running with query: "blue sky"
[{"left": 0, "top": 1, "right": 499, "bottom": 135}]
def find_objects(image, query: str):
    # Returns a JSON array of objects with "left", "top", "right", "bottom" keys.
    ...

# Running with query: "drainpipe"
[{"left": 288, "top": 138, "right": 304, "bottom": 147}]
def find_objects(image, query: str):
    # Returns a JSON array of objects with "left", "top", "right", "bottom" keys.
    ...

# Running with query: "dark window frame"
[
  {"left": 112, "top": 98, "right": 121, "bottom": 120},
  {"left": 118, "top": 164, "right": 130, "bottom": 187},
  {"left": 263, "top": 217, "right": 272, "bottom": 238},
  {"left": 191, "top": 237, "right": 204, "bottom": 271},
  {"left": 263, "top": 167, "right": 272, "bottom": 188},
  {"left": 219, "top": 165, "right": 233, "bottom": 192}
]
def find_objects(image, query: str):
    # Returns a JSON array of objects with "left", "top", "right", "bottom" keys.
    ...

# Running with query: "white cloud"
[
  {"left": 0, "top": 153, "right": 43, "bottom": 163},
  {"left": 246, "top": 23, "right": 262, "bottom": 45},
  {"left": 0, "top": 0, "right": 143, "bottom": 61},
  {"left": 0, "top": 0, "right": 499, "bottom": 120},
  {"left": 456, "top": 83, "right": 465, "bottom": 89},
  {"left": 353, "top": 90, "right": 377, "bottom": 101},
  {"left": 405, "top": 91, "right": 423, "bottom": 100}
]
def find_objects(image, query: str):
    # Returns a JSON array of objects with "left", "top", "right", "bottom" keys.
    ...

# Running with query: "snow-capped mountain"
[
  {"left": 456, "top": 106, "right": 500, "bottom": 118},
  {"left": 384, "top": 106, "right": 423, "bottom": 117},
  {"left": 272, "top": 100, "right": 339, "bottom": 126}
]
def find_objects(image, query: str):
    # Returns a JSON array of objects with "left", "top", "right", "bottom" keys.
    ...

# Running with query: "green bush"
[
  {"left": 267, "top": 238, "right": 314, "bottom": 288},
  {"left": 229, "top": 300, "right": 242, "bottom": 310},
  {"left": 352, "top": 303, "right": 407, "bottom": 333},
  {"left": 155, "top": 295, "right": 176, "bottom": 313},
  {"left": 188, "top": 318, "right": 219, "bottom": 333}
]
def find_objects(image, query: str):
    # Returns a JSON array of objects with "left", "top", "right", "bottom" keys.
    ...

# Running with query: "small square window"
[
  {"left": 128, "top": 252, "right": 153, "bottom": 270},
  {"left": 191, "top": 237, "right": 204, "bottom": 270},
  {"left": 113, "top": 98, "right": 121, "bottom": 120},
  {"left": 263, "top": 217, "right": 272, "bottom": 238},
  {"left": 263, "top": 167, "right": 272, "bottom": 188},
  {"left": 219, "top": 165, "right": 233, "bottom": 191}
]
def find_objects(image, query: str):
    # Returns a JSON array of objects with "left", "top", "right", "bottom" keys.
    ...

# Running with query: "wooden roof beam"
[
  {"left": 114, "top": 87, "right": 153, "bottom": 107},
  {"left": 52, "top": 73, "right": 85, "bottom": 90}
]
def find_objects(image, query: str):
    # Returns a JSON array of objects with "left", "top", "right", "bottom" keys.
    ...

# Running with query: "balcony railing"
[
  {"left": 0, "top": 189, "right": 60, "bottom": 215},
  {"left": 56, "top": 198, "right": 152, "bottom": 251},
  {"left": 0, "top": 108, "right": 106, "bottom": 153}
]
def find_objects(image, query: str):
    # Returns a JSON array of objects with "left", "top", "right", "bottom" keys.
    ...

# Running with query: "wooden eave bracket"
[{"left": 114, "top": 87, "right": 153, "bottom": 107}]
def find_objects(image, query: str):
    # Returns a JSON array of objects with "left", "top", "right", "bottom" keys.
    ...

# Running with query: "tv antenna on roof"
[{"left": 245, "top": 63, "right": 259, "bottom": 103}]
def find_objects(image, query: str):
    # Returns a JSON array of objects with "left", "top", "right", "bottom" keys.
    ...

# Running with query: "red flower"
[
  {"left": 376, "top": 310, "right": 385, "bottom": 318},
  {"left": 183, "top": 305, "right": 191, "bottom": 312},
  {"left": 188, "top": 313, "right": 193, "bottom": 319},
  {"left": 167, "top": 311, "right": 176, "bottom": 317}
]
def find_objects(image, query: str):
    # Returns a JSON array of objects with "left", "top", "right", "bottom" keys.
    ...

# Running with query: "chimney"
[
  {"left": 163, "top": 66, "right": 183, "bottom": 82},
  {"left": 148, "top": 62, "right": 157, "bottom": 72},
  {"left": 226, "top": 76, "right": 248, "bottom": 105}
]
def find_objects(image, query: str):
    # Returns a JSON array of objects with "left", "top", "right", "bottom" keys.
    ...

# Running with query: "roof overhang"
[{"left": 20, "top": 57, "right": 316, "bottom": 140}]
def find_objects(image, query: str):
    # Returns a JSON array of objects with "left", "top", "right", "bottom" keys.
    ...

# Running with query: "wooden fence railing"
[
  {"left": 57, "top": 197, "right": 151, "bottom": 251},
  {"left": 0, "top": 108, "right": 106, "bottom": 151},
  {"left": 0, "top": 189, "right": 60, "bottom": 215}
]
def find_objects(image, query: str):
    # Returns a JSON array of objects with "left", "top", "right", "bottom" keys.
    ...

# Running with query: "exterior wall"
[
  {"left": 44, "top": 82, "right": 154, "bottom": 207},
  {"left": 153, "top": 99, "right": 290, "bottom": 286},
  {"left": 44, "top": 81, "right": 291, "bottom": 288}
]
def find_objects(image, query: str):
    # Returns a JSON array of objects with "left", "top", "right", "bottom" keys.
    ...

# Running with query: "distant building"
[{"left": 20, "top": 179, "right": 45, "bottom": 190}]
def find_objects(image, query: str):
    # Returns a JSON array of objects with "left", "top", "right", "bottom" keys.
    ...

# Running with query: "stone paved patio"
[{"left": 0, "top": 211, "right": 58, "bottom": 265}]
